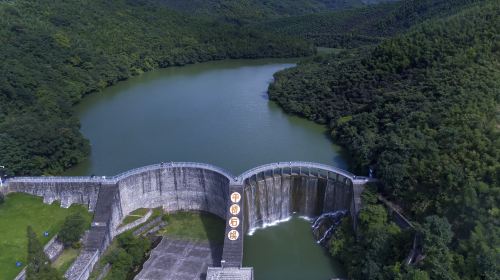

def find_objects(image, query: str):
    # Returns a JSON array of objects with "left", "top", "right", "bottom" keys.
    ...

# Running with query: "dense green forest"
[
  {"left": 269, "top": 0, "right": 499, "bottom": 278},
  {"left": 155, "top": 0, "right": 393, "bottom": 24},
  {"left": 260, "top": 0, "right": 483, "bottom": 47},
  {"left": 1, "top": 0, "right": 499, "bottom": 278},
  {"left": 0, "top": 0, "right": 313, "bottom": 176}
]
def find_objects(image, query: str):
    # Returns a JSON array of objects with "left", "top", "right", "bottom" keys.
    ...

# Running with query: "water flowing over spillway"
[{"left": 243, "top": 172, "right": 353, "bottom": 235}]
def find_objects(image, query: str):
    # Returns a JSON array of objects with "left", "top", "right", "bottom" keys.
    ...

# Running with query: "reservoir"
[{"left": 67, "top": 59, "right": 347, "bottom": 279}]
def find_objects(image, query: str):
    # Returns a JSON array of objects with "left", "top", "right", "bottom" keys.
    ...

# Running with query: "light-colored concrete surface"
[{"left": 135, "top": 238, "right": 223, "bottom": 280}]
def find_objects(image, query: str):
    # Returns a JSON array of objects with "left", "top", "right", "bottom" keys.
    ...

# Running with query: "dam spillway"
[
  {"left": 2, "top": 162, "right": 375, "bottom": 280},
  {"left": 243, "top": 171, "right": 353, "bottom": 233}
]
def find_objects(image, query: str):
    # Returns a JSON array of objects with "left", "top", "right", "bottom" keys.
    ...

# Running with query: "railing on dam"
[
  {"left": 235, "top": 161, "right": 376, "bottom": 185},
  {"left": 4, "top": 162, "right": 236, "bottom": 185},
  {"left": 4, "top": 161, "right": 378, "bottom": 280},
  {"left": 4, "top": 161, "right": 376, "bottom": 186}
]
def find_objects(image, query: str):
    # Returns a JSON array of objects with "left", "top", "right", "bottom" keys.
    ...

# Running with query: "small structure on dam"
[{"left": 3, "top": 162, "right": 375, "bottom": 280}]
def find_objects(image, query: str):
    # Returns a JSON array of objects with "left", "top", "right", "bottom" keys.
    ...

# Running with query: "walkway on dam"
[
  {"left": 221, "top": 184, "right": 245, "bottom": 268},
  {"left": 5, "top": 161, "right": 376, "bottom": 186}
]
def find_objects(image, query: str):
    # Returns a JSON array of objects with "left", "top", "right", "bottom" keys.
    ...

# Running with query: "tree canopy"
[
  {"left": 269, "top": 0, "right": 500, "bottom": 278},
  {"left": 0, "top": 0, "right": 313, "bottom": 176},
  {"left": 260, "top": 0, "right": 484, "bottom": 48},
  {"left": 58, "top": 212, "right": 89, "bottom": 248},
  {"left": 154, "top": 0, "right": 393, "bottom": 24},
  {"left": 26, "top": 226, "right": 63, "bottom": 280}
]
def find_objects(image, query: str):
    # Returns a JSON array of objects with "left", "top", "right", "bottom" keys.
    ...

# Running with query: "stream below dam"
[{"left": 66, "top": 58, "right": 347, "bottom": 279}]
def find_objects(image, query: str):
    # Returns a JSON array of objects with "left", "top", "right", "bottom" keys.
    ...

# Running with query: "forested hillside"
[
  {"left": 269, "top": 0, "right": 499, "bottom": 278},
  {"left": 0, "top": 0, "right": 312, "bottom": 176},
  {"left": 261, "top": 0, "right": 482, "bottom": 47},
  {"left": 155, "top": 0, "right": 394, "bottom": 24}
]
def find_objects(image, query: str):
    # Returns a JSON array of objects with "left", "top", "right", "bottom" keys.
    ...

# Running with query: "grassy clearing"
[
  {"left": 159, "top": 211, "right": 225, "bottom": 244},
  {"left": 52, "top": 248, "right": 80, "bottom": 273},
  {"left": 316, "top": 47, "right": 344, "bottom": 54},
  {"left": 120, "top": 208, "right": 150, "bottom": 226},
  {"left": 0, "top": 193, "right": 91, "bottom": 280}
]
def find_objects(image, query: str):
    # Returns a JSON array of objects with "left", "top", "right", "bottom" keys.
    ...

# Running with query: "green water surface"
[
  {"left": 244, "top": 217, "right": 345, "bottom": 279},
  {"left": 67, "top": 59, "right": 346, "bottom": 279}
]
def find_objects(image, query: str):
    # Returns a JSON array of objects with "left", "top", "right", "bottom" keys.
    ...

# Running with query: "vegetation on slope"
[
  {"left": 0, "top": 193, "right": 91, "bottom": 280},
  {"left": 26, "top": 226, "right": 63, "bottom": 280},
  {"left": 103, "top": 232, "right": 151, "bottom": 280},
  {"left": 58, "top": 212, "right": 88, "bottom": 248},
  {"left": 330, "top": 187, "right": 417, "bottom": 279},
  {"left": 0, "top": 0, "right": 313, "bottom": 176},
  {"left": 269, "top": 0, "right": 500, "bottom": 278},
  {"left": 154, "top": 0, "right": 389, "bottom": 24},
  {"left": 260, "top": 0, "right": 483, "bottom": 47}
]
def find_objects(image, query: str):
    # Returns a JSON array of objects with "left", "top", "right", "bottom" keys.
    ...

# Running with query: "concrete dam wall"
[
  {"left": 117, "top": 166, "right": 230, "bottom": 221},
  {"left": 5, "top": 179, "right": 101, "bottom": 210},
  {"left": 6, "top": 163, "right": 233, "bottom": 232},
  {"left": 6, "top": 163, "right": 233, "bottom": 280},
  {"left": 5, "top": 162, "right": 374, "bottom": 280}
]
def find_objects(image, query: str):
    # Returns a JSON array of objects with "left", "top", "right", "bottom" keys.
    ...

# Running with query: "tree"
[
  {"left": 106, "top": 248, "right": 133, "bottom": 280},
  {"left": 403, "top": 267, "right": 430, "bottom": 280},
  {"left": 103, "top": 233, "right": 151, "bottom": 279},
  {"left": 269, "top": 1, "right": 500, "bottom": 278},
  {"left": 26, "top": 226, "right": 62, "bottom": 280},
  {"left": 117, "top": 232, "right": 151, "bottom": 266},
  {"left": 418, "top": 216, "right": 459, "bottom": 280},
  {"left": 58, "top": 212, "right": 87, "bottom": 247}
]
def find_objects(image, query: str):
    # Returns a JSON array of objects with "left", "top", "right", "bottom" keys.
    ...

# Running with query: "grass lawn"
[
  {"left": 316, "top": 47, "right": 344, "bottom": 54},
  {"left": 0, "top": 193, "right": 91, "bottom": 280},
  {"left": 120, "top": 208, "right": 150, "bottom": 226},
  {"left": 52, "top": 248, "right": 80, "bottom": 274},
  {"left": 159, "top": 211, "right": 225, "bottom": 244}
]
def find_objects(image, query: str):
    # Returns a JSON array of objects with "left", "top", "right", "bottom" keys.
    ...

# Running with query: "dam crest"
[{"left": 3, "top": 162, "right": 375, "bottom": 280}]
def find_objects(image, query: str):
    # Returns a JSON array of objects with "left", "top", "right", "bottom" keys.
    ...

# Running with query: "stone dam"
[{"left": 3, "top": 162, "right": 375, "bottom": 280}]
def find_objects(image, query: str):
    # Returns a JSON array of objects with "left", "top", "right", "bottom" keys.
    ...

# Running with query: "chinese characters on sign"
[
  {"left": 231, "top": 192, "right": 241, "bottom": 203},
  {"left": 228, "top": 229, "right": 239, "bottom": 241},
  {"left": 228, "top": 191, "right": 241, "bottom": 241},
  {"left": 230, "top": 204, "right": 240, "bottom": 215},
  {"left": 229, "top": 217, "right": 240, "bottom": 228}
]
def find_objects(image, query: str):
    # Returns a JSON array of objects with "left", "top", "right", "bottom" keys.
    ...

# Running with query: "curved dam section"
[
  {"left": 238, "top": 162, "right": 366, "bottom": 233},
  {"left": 117, "top": 165, "right": 231, "bottom": 220},
  {"left": 243, "top": 170, "right": 353, "bottom": 232},
  {"left": 4, "top": 162, "right": 372, "bottom": 280},
  {"left": 6, "top": 162, "right": 233, "bottom": 221}
]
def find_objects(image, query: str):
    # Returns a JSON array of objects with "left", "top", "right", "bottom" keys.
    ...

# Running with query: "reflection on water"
[{"left": 66, "top": 59, "right": 348, "bottom": 176}]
